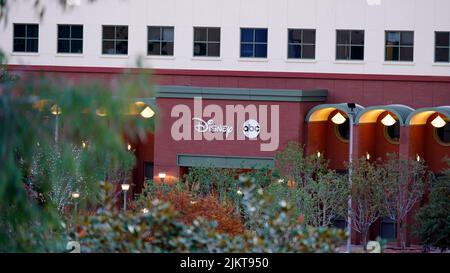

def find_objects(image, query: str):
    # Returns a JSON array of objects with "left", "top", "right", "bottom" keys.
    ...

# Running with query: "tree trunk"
[
  {"left": 362, "top": 230, "right": 368, "bottom": 252},
  {"left": 399, "top": 220, "right": 407, "bottom": 250}
]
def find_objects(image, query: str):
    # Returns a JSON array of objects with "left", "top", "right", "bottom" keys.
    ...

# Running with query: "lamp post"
[
  {"left": 71, "top": 192, "right": 80, "bottom": 214},
  {"left": 51, "top": 104, "right": 61, "bottom": 143},
  {"left": 331, "top": 103, "right": 356, "bottom": 253},
  {"left": 121, "top": 183, "right": 130, "bottom": 210},
  {"left": 158, "top": 172, "right": 166, "bottom": 183}
]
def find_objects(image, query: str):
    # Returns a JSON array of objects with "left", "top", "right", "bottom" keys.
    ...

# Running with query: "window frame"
[
  {"left": 335, "top": 29, "right": 365, "bottom": 61},
  {"left": 147, "top": 26, "right": 175, "bottom": 56},
  {"left": 240, "top": 27, "right": 268, "bottom": 58},
  {"left": 13, "top": 23, "right": 39, "bottom": 53},
  {"left": 193, "top": 26, "right": 221, "bottom": 57},
  {"left": 101, "top": 25, "right": 129, "bottom": 55},
  {"left": 287, "top": 28, "right": 316, "bottom": 60},
  {"left": 384, "top": 30, "right": 414, "bottom": 62},
  {"left": 434, "top": 31, "right": 450, "bottom": 63},
  {"left": 57, "top": 24, "right": 83, "bottom": 54}
]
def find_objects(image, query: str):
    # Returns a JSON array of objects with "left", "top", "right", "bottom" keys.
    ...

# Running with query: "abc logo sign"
[{"left": 242, "top": 119, "right": 261, "bottom": 139}]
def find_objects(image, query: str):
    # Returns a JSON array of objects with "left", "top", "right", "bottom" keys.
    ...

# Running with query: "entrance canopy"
[
  {"left": 355, "top": 104, "right": 414, "bottom": 126},
  {"left": 406, "top": 106, "right": 450, "bottom": 126},
  {"left": 305, "top": 103, "right": 364, "bottom": 122}
]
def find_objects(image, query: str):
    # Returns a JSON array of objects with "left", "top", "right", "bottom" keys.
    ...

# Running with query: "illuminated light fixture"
[
  {"left": 317, "top": 151, "right": 321, "bottom": 158},
  {"left": 331, "top": 112, "right": 347, "bottom": 125},
  {"left": 158, "top": 172, "right": 166, "bottom": 183},
  {"left": 141, "top": 208, "right": 149, "bottom": 214},
  {"left": 82, "top": 141, "right": 87, "bottom": 149},
  {"left": 71, "top": 192, "right": 80, "bottom": 199},
  {"left": 127, "top": 144, "right": 132, "bottom": 151},
  {"left": 237, "top": 189, "right": 243, "bottom": 196},
  {"left": 416, "top": 154, "right": 421, "bottom": 162},
  {"left": 140, "top": 106, "right": 155, "bottom": 119},
  {"left": 366, "top": 152, "right": 370, "bottom": 161},
  {"left": 190, "top": 201, "right": 198, "bottom": 205},
  {"left": 51, "top": 104, "right": 62, "bottom": 115},
  {"left": 121, "top": 183, "right": 130, "bottom": 192},
  {"left": 277, "top": 179, "right": 285, "bottom": 184},
  {"left": 431, "top": 115, "right": 446, "bottom": 128},
  {"left": 381, "top": 113, "right": 396, "bottom": 126},
  {"left": 96, "top": 108, "right": 107, "bottom": 117}
]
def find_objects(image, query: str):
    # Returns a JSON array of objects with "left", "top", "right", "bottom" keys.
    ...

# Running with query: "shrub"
[{"left": 414, "top": 165, "right": 450, "bottom": 252}]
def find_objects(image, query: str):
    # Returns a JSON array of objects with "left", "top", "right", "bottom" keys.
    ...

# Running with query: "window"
[
  {"left": 385, "top": 122, "right": 400, "bottom": 144},
  {"left": 435, "top": 122, "right": 450, "bottom": 145},
  {"left": 435, "top": 32, "right": 450, "bottom": 63},
  {"left": 57, "top": 25, "right": 83, "bottom": 54},
  {"left": 336, "top": 30, "right": 364, "bottom": 60},
  {"left": 335, "top": 119, "right": 350, "bottom": 142},
  {"left": 13, "top": 24, "right": 39, "bottom": 53},
  {"left": 287, "top": 29, "right": 315, "bottom": 59},
  {"left": 385, "top": 31, "right": 414, "bottom": 61},
  {"left": 240, "top": 28, "right": 268, "bottom": 58},
  {"left": 102, "top": 25, "right": 128, "bottom": 55},
  {"left": 193, "top": 27, "right": 220, "bottom": 57},
  {"left": 148, "top": 26, "right": 174, "bottom": 56}
]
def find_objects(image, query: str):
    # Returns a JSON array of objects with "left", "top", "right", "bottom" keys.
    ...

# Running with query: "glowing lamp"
[
  {"left": 331, "top": 112, "right": 347, "bottom": 125},
  {"left": 431, "top": 115, "right": 446, "bottom": 128},
  {"left": 366, "top": 152, "right": 370, "bottom": 161},
  {"left": 121, "top": 183, "right": 130, "bottom": 192},
  {"left": 71, "top": 192, "right": 80, "bottom": 199},
  {"left": 140, "top": 106, "right": 155, "bottom": 119},
  {"left": 381, "top": 114, "right": 396, "bottom": 126},
  {"left": 51, "top": 104, "right": 62, "bottom": 115},
  {"left": 317, "top": 151, "right": 321, "bottom": 158},
  {"left": 127, "top": 144, "right": 132, "bottom": 151}
]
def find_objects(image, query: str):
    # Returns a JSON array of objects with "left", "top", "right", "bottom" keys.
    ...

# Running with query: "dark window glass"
[
  {"left": 436, "top": 122, "right": 450, "bottom": 144},
  {"left": 58, "top": 25, "right": 70, "bottom": 38},
  {"left": 102, "top": 25, "right": 128, "bottom": 55},
  {"left": 57, "top": 25, "right": 83, "bottom": 54},
  {"left": 386, "top": 122, "right": 400, "bottom": 143},
  {"left": 385, "top": 31, "right": 414, "bottom": 61},
  {"left": 241, "top": 28, "right": 253, "bottom": 43},
  {"left": 13, "top": 24, "right": 39, "bottom": 52},
  {"left": 337, "top": 119, "right": 350, "bottom": 141},
  {"left": 193, "top": 27, "right": 220, "bottom": 57},
  {"left": 287, "top": 29, "right": 316, "bottom": 59},
  {"left": 240, "top": 28, "right": 268, "bottom": 58},
  {"left": 336, "top": 30, "right": 364, "bottom": 60},
  {"left": 148, "top": 26, "right": 174, "bottom": 56},
  {"left": 435, "top": 32, "right": 450, "bottom": 63}
]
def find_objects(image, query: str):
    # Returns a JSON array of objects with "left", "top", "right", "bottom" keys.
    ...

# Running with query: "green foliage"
[
  {"left": 414, "top": 164, "right": 450, "bottom": 252},
  {"left": 349, "top": 157, "right": 385, "bottom": 250},
  {"left": 0, "top": 56, "right": 155, "bottom": 251},
  {"left": 74, "top": 178, "right": 345, "bottom": 253},
  {"left": 379, "top": 153, "right": 430, "bottom": 249},
  {"left": 273, "top": 142, "right": 349, "bottom": 227}
]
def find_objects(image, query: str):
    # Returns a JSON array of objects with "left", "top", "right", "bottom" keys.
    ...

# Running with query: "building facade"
[{"left": 1, "top": 0, "right": 450, "bottom": 245}]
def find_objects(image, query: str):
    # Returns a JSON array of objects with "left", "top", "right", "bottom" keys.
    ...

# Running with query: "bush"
[
  {"left": 135, "top": 182, "right": 245, "bottom": 235},
  {"left": 414, "top": 166, "right": 450, "bottom": 252},
  {"left": 74, "top": 178, "right": 346, "bottom": 253}
]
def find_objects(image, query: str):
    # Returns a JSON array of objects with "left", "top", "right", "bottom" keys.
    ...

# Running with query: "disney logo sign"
[{"left": 193, "top": 118, "right": 234, "bottom": 138}]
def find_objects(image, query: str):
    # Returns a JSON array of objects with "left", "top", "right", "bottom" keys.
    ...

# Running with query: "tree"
[
  {"left": 0, "top": 51, "right": 154, "bottom": 251},
  {"left": 350, "top": 157, "right": 385, "bottom": 251},
  {"left": 414, "top": 162, "right": 450, "bottom": 252},
  {"left": 380, "top": 153, "right": 429, "bottom": 249},
  {"left": 274, "top": 142, "right": 349, "bottom": 228}
]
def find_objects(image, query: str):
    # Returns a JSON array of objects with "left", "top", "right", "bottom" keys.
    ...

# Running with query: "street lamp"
[
  {"left": 121, "top": 183, "right": 130, "bottom": 210},
  {"left": 51, "top": 104, "right": 61, "bottom": 143},
  {"left": 158, "top": 172, "right": 166, "bottom": 183},
  {"left": 71, "top": 192, "right": 80, "bottom": 213},
  {"left": 331, "top": 103, "right": 357, "bottom": 253}
]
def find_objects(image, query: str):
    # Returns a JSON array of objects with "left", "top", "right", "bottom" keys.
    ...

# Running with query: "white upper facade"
[{"left": 1, "top": 0, "right": 449, "bottom": 76}]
